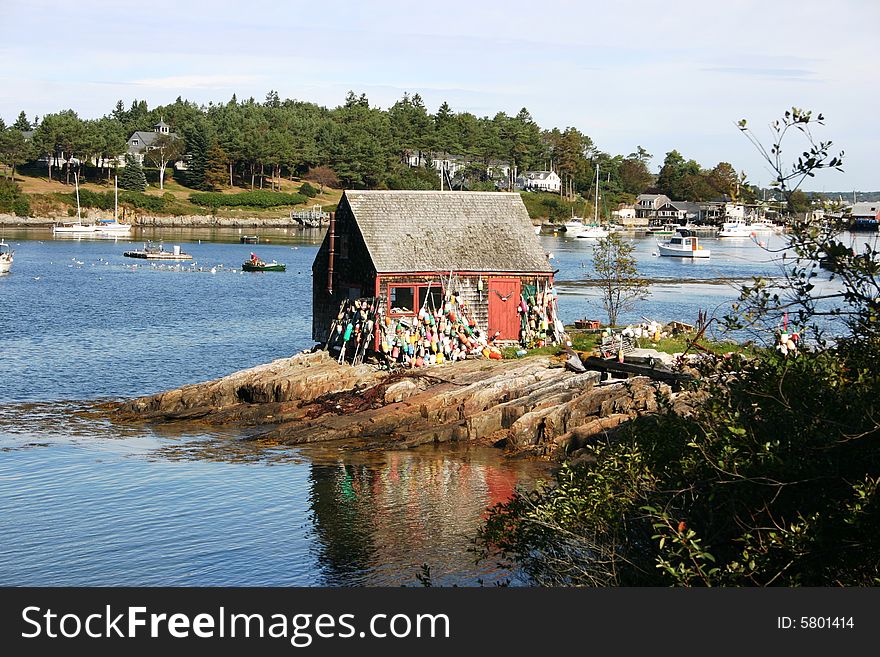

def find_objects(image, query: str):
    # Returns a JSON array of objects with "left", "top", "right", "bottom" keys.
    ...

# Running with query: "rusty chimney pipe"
[{"left": 327, "top": 211, "right": 336, "bottom": 295}]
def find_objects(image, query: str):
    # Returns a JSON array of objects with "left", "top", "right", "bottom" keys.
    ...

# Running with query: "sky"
[{"left": 2, "top": 0, "right": 877, "bottom": 191}]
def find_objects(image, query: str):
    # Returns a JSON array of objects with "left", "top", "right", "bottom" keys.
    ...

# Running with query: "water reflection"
[{"left": 306, "top": 447, "right": 549, "bottom": 586}]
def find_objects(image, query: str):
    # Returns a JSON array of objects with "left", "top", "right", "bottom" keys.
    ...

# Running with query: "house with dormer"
[{"left": 123, "top": 120, "right": 181, "bottom": 165}]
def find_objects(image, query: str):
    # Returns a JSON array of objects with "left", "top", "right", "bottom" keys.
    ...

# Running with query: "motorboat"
[
  {"left": 0, "top": 240, "right": 13, "bottom": 274},
  {"left": 718, "top": 221, "right": 755, "bottom": 238},
  {"left": 243, "top": 253, "right": 286, "bottom": 272},
  {"left": 746, "top": 217, "right": 782, "bottom": 233},
  {"left": 657, "top": 235, "right": 710, "bottom": 258}
]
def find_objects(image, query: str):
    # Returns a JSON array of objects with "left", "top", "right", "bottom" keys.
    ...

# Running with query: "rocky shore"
[
  {"left": 112, "top": 350, "right": 680, "bottom": 459},
  {"left": 0, "top": 212, "right": 316, "bottom": 228}
]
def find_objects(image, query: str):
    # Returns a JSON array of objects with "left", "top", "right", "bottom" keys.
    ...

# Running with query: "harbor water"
[{"left": 0, "top": 225, "right": 864, "bottom": 585}]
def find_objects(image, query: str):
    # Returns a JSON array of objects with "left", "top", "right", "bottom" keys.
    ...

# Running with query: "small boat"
[
  {"left": 124, "top": 243, "right": 193, "bottom": 260},
  {"left": 242, "top": 259, "right": 286, "bottom": 272},
  {"left": 657, "top": 235, "right": 710, "bottom": 258},
  {"left": 564, "top": 219, "right": 586, "bottom": 232},
  {"left": 718, "top": 221, "right": 754, "bottom": 238},
  {"left": 575, "top": 225, "right": 609, "bottom": 239},
  {"left": 0, "top": 240, "right": 13, "bottom": 274},
  {"left": 240, "top": 235, "right": 259, "bottom": 244},
  {"left": 649, "top": 223, "right": 684, "bottom": 236}
]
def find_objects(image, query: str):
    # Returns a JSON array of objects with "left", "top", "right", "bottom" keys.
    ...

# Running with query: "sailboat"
[
  {"left": 52, "top": 172, "right": 94, "bottom": 235},
  {"left": 575, "top": 164, "right": 609, "bottom": 240},
  {"left": 95, "top": 176, "right": 132, "bottom": 236},
  {"left": 52, "top": 174, "right": 132, "bottom": 236}
]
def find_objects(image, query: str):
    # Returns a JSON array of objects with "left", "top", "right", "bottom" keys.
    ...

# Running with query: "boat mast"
[
  {"left": 114, "top": 175, "right": 118, "bottom": 220},
  {"left": 594, "top": 164, "right": 600, "bottom": 225},
  {"left": 74, "top": 172, "right": 81, "bottom": 221}
]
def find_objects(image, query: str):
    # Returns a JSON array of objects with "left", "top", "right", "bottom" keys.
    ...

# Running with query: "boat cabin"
[{"left": 311, "top": 191, "right": 554, "bottom": 348}]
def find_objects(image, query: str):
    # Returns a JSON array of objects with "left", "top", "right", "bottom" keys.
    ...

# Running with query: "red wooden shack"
[{"left": 312, "top": 191, "right": 554, "bottom": 349}]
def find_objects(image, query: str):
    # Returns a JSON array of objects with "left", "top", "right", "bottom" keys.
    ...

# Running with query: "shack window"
[
  {"left": 389, "top": 286, "right": 415, "bottom": 314},
  {"left": 418, "top": 286, "right": 444, "bottom": 312}
]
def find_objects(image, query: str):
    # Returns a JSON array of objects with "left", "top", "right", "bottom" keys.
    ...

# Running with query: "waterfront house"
[
  {"left": 311, "top": 190, "right": 554, "bottom": 347},
  {"left": 849, "top": 202, "right": 880, "bottom": 231},
  {"left": 636, "top": 194, "right": 684, "bottom": 225},
  {"left": 522, "top": 170, "right": 561, "bottom": 193}
]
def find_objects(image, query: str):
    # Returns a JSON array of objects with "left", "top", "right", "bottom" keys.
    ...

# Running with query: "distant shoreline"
[{"left": 0, "top": 214, "right": 327, "bottom": 229}]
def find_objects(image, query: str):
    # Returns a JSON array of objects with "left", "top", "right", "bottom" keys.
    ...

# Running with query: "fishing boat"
[
  {"left": 657, "top": 235, "right": 710, "bottom": 258},
  {"left": 243, "top": 253, "right": 285, "bottom": 272},
  {"left": 718, "top": 221, "right": 754, "bottom": 238},
  {"left": 123, "top": 243, "right": 193, "bottom": 260},
  {"left": 0, "top": 240, "right": 13, "bottom": 274}
]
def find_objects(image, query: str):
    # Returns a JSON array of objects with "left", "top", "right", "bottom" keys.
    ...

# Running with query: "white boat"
[
  {"left": 574, "top": 165, "right": 611, "bottom": 240},
  {"left": 575, "top": 225, "right": 609, "bottom": 239},
  {"left": 657, "top": 235, "right": 710, "bottom": 258},
  {"left": 53, "top": 174, "right": 132, "bottom": 236},
  {"left": 649, "top": 223, "right": 684, "bottom": 236},
  {"left": 564, "top": 219, "right": 586, "bottom": 232},
  {"left": 0, "top": 240, "right": 13, "bottom": 274},
  {"left": 96, "top": 177, "right": 132, "bottom": 235},
  {"left": 746, "top": 217, "right": 782, "bottom": 233},
  {"left": 718, "top": 221, "right": 754, "bottom": 238}
]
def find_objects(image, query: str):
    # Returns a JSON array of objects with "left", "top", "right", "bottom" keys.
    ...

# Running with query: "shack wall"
[{"left": 311, "top": 198, "right": 377, "bottom": 342}]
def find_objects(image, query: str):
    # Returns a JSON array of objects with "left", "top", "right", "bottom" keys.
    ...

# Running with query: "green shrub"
[
  {"left": 0, "top": 178, "right": 31, "bottom": 215},
  {"left": 188, "top": 191, "right": 306, "bottom": 208},
  {"left": 12, "top": 195, "right": 31, "bottom": 217},
  {"left": 299, "top": 182, "right": 318, "bottom": 198}
]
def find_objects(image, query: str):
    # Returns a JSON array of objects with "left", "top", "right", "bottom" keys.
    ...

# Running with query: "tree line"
[{"left": 2, "top": 90, "right": 751, "bottom": 204}]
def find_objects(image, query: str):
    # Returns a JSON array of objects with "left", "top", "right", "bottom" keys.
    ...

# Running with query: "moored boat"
[
  {"left": 575, "top": 224, "right": 609, "bottom": 239},
  {"left": 657, "top": 235, "right": 710, "bottom": 258},
  {"left": 240, "top": 235, "right": 259, "bottom": 244},
  {"left": 124, "top": 243, "right": 193, "bottom": 260},
  {"left": 243, "top": 252, "right": 285, "bottom": 271},
  {"left": 0, "top": 240, "right": 13, "bottom": 274},
  {"left": 718, "top": 221, "right": 754, "bottom": 238}
]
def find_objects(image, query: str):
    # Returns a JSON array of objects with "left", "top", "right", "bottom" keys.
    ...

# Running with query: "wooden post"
[{"left": 327, "top": 211, "right": 336, "bottom": 294}]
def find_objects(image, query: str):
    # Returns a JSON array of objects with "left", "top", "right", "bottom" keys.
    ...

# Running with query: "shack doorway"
[{"left": 487, "top": 278, "right": 521, "bottom": 341}]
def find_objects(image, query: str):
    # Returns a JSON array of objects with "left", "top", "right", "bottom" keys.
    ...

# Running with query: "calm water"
[{"left": 0, "top": 225, "right": 865, "bottom": 585}]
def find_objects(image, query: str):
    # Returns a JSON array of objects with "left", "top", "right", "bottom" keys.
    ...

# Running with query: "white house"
[{"left": 522, "top": 170, "right": 561, "bottom": 193}]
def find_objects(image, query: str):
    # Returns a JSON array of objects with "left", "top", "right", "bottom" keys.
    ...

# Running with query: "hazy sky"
[{"left": 2, "top": 0, "right": 877, "bottom": 190}]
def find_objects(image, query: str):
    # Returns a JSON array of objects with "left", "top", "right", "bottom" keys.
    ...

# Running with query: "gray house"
[{"left": 124, "top": 120, "right": 179, "bottom": 164}]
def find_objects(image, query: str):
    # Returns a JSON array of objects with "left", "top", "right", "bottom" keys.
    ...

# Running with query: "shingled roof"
[{"left": 343, "top": 190, "right": 552, "bottom": 274}]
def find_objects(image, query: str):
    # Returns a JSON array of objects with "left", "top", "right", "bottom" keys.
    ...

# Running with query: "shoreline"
[{"left": 0, "top": 213, "right": 328, "bottom": 229}]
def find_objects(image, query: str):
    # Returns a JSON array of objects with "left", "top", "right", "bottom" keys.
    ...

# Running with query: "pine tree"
[{"left": 118, "top": 154, "right": 147, "bottom": 191}]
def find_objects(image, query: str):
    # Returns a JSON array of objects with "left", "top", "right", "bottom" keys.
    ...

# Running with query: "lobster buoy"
[{"left": 343, "top": 323, "right": 353, "bottom": 341}]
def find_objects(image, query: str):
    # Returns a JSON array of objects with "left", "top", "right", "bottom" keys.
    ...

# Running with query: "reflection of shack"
[
  {"left": 291, "top": 204, "right": 330, "bottom": 228},
  {"left": 311, "top": 191, "right": 555, "bottom": 356}
]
